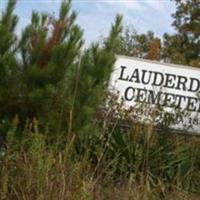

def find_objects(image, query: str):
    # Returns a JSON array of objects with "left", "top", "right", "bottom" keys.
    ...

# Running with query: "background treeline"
[
  {"left": 0, "top": 0, "right": 200, "bottom": 199},
  {"left": 116, "top": 0, "right": 199, "bottom": 67}
]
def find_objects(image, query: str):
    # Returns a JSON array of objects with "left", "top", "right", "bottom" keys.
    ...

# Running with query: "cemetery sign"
[{"left": 109, "top": 55, "right": 200, "bottom": 134}]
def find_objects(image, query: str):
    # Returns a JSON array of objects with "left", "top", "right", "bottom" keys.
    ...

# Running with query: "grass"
[{"left": 0, "top": 114, "right": 200, "bottom": 200}]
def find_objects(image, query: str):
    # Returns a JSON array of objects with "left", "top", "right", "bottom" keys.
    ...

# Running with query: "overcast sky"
[{"left": 1, "top": 0, "right": 177, "bottom": 46}]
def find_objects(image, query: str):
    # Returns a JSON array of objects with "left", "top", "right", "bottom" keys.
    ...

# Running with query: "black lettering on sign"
[
  {"left": 124, "top": 87, "right": 135, "bottom": 101},
  {"left": 188, "top": 78, "right": 200, "bottom": 92},
  {"left": 163, "top": 73, "right": 176, "bottom": 89},
  {"left": 129, "top": 69, "right": 140, "bottom": 83},
  {"left": 118, "top": 66, "right": 129, "bottom": 81},
  {"left": 152, "top": 71, "right": 164, "bottom": 86}
]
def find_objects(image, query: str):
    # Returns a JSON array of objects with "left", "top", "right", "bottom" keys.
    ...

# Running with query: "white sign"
[{"left": 109, "top": 55, "right": 200, "bottom": 134}]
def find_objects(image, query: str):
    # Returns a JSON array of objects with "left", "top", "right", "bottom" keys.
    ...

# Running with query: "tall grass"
[{"left": 0, "top": 110, "right": 200, "bottom": 200}]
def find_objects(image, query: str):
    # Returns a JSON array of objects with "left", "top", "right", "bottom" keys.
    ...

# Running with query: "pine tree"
[
  {"left": 0, "top": 0, "right": 122, "bottom": 141},
  {"left": 72, "top": 15, "right": 122, "bottom": 150},
  {"left": 17, "top": 0, "right": 83, "bottom": 127},
  {"left": 0, "top": 0, "right": 19, "bottom": 119}
]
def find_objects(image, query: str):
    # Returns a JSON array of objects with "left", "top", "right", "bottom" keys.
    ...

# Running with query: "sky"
[{"left": 0, "top": 0, "right": 177, "bottom": 46}]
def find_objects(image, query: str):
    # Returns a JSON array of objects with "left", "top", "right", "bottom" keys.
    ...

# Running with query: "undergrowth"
[{"left": 0, "top": 115, "right": 200, "bottom": 200}]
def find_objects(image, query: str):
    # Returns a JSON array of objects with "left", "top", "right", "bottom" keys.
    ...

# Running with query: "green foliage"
[
  {"left": 162, "top": 0, "right": 200, "bottom": 67},
  {"left": 0, "top": 0, "right": 18, "bottom": 54},
  {"left": 0, "top": 0, "right": 20, "bottom": 122},
  {"left": 0, "top": 118, "right": 200, "bottom": 199},
  {"left": 18, "top": 1, "right": 83, "bottom": 126},
  {"left": 0, "top": 0, "right": 122, "bottom": 137},
  {"left": 0, "top": 1, "right": 200, "bottom": 199},
  {"left": 116, "top": 27, "right": 161, "bottom": 60}
]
